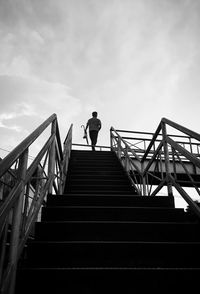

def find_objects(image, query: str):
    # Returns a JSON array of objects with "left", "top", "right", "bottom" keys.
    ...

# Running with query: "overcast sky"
[{"left": 0, "top": 0, "right": 200, "bottom": 158}]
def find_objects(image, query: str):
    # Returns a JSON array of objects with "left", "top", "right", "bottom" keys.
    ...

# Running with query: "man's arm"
[{"left": 98, "top": 120, "right": 102, "bottom": 131}]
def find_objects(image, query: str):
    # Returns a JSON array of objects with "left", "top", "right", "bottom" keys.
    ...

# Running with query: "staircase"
[{"left": 16, "top": 150, "right": 200, "bottom": 293}]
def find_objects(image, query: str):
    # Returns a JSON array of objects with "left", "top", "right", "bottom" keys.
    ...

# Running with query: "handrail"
[
  {"left": 0, "top": 114, "right": 57, "bottom": 178},
  {"left": 142, "top": 122, "right": 162, "bottom": 162},
  {"left": 62, "top": 124, "right": 73, "bottom": 192},
  {"left": 0, "top": 114, "right": 71, "bottom": 294},
  {"left": 2, "top": 113, "right": 200, "bottom": 293},
  {"left": 115, "top": 122, "right": 200, "bottom": 160},
  {"left": 162, "top": 117, "right": 200, "bottom": 141},
  {"left": 115, "top": 128, "right": 195, "bottom": 139},
  {"left": 110, "top": 127, "right": 143, "bottom": 195},
  {"left": 111, "top": 117, "right": 200, "bottom": 217},
  {"left": 110, "top": 127, "right": 141, "bottom": 162}
]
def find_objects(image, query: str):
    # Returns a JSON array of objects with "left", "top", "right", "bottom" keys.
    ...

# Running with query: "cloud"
[
  {"left": 0, "top": 75, "right": 82, "bottom": 154},
  {"left": 0, "top": 0, "right": 200, "bottom": 155},
  {"left": 0, "top": 74, "right": 81, "bottom": 116}
]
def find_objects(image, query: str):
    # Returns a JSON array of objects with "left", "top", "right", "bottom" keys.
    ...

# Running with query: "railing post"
[
  {"left": 8, "top": 148, "right": 28, "bottom": 294},
  {"left": 161, "top": 122, "right": 173, "bottom": 197},
  {"left": 110, "top": 128, "right": 113, "bottom": 151},
  {"left": 124, "top": 146, "right": 129, "bottom": 171},
  {"left": 61, "top": 124, "right": 73, "bottom": 194},
  {"left": 117, "top": 138, "right": 122, "bottom": 159},
  {"left": 48, "top": 119, "right": 56, "bottom": 194},
  {"left": 141, "top": 162, "right": 147, "bottom": 196},
  {"left": 110, "top": 128, "right": 115, "bottom": 152}
]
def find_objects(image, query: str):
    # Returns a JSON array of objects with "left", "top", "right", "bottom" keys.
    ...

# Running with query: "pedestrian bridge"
[
  {"left": 1, "top": 115, "right": 200, "bottom": 293},
  {"left": 110, "top": 118, "right": 200, "bottom": 194}
]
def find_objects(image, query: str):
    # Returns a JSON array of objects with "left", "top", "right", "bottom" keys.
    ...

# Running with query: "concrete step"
[
  {"left": 68, "top": 170, "right": 127, "bottom": 178},
  {"left": 41, "top": 206, "right": 186, "bottom": 222},
  {"left": 66, "top": 174, "right": 128, "bottom": 181},
  {"left": 70, "top": 150, "right": 115, "bottom": 157},
  {"left": 69, "top": 158, "right": 121, "bottom": 166},
  {"left": 25, "top": 241, "right": 200, "bottom": 268},
  {"left": 64, "top": 189, "right": 135, "bottom": 195},
  {"left": 35, "top": 221, "right": 200, "bottom": 242},
  {"left": 67, "top": 165, "right": 124, "bottom": 172},
  {"left": 46, "top": 195, "right": 175, "bottom": 208},
  {"left": 65, "top": 184, "right": 134, "bottom": 192},
  {"left": 66, "top": 178, "right": 131, "bottom": 186},
  {"left": 16, "top": 267, "right": 200, "bottom": 294}
]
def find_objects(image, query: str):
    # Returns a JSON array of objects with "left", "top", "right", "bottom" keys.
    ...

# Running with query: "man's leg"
[{"left": 89, "top": 131, "right": 98, "bottom": 151}]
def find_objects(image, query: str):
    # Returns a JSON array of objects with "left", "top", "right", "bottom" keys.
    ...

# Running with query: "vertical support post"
[
  {"left": 62, "top": 141, "right": 68, "bottom": 192},
  {"left": 0, "top": 174, "right": 4, "bottom": 201},
  {"left": 161, "top": 122, "right": 173, "bottom": 197},
  {"left": 48, "top": 119, "right": 56, "bottom": 194},
  {"left": 189, "top": 137, "right": 193, "bottom": 153},
  {"left": 110, "top": 128, "right": 113, "bottom": 151},
  {"left": 159, "top": 150, "right": 164, "bottom": 180},
  {"left": 8, "top": 148, "right": 28, "bottom": 294},
  {"left": 117, "top": 138, "right": 122, "bottom": 159},
  {"left": 0, "top": 217, "right": 9, "bottom": 286},
  {"left": 141, "top": 162, "right": 147, "bottom": 196},
  {"left": 61, "top": 126, "right": 73, "bottom": 194},
  {"left": 172, "top": 147, "right": 177, "bottom": 181},
  {"left": 124, "top": 146, "right": 129, "bottom": 172},
  {"left": 21, "top": 182, "right": 30, "bottom": 238}
]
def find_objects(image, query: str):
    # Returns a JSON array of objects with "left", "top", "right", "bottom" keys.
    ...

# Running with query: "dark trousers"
[{"left": 89, "top": 130, "right": 98, "bottom": 150}]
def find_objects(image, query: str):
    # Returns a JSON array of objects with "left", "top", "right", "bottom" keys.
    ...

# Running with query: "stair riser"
[
  {"left": 41, "top": 207, "right": 186, "bottom": 222},
  {"left": 26, "top": 242, "right": 200, "bottom": 268},
  {"left": 71, "top": 150, "right": 113, "bottom": 153},
  {"left": 69, "top": 159, "right": 121, "bottom": 165},
  {"left": 70, "top": 151, "right": 115, "bottom": 156},
  {"left": 46, "top": 195, "right": 175, "bottom": 208},
  {"left": 16, "top": 268, "right": 200, "bottom": 294},
  {"left": 65, "top": 186, "right": 133, "bottom": 192},
  {"left": 68, "top": 167, "right": 124, "bottom": 173},
  {"left": 64, "top": 190, "right": 134, "bottom": 195},
  {"left": 66, "top": 175, "right": 130, "bottom": 186},
  {"left": 68, "top": 170, "right": 125, "bottom": 175},
  {"left": 70, "top": 160, "right": 118, "bottom": 165},
  {"left": 68, "top": 166, "right": 123, "bottom": 172},
  {"left": 35, "top": 222, "right": 200, "bottom": 242},
  {"left": 66, "top": 179, "right": 130, "bottom": 185}
]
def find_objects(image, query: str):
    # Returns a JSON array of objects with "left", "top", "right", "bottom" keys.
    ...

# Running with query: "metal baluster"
[
  {"left": 48, "top": 119, "right": 56, "bottom": 194},
  {"left": 8, "top": 149, "right": 28, "bottom": 294},
  {"left": 161, "top": 122, "right": 173, "bottom": 197}
]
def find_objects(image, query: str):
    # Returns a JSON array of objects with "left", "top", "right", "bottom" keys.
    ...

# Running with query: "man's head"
[{"left": 92, "top": 111, "right": 98, "bottom": 117}]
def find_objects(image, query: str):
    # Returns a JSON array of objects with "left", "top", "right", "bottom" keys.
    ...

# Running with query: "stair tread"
[
  {"left": 38, "top": 220, "right": 194, "bottom": 224},
  {"left": 19, "top": 267, "right": 200, "bottom": 270},
  {"left": 48, "top": 194, "right": 145, "bottom": 197},
  {"left": 66, "top": 181, "right": 130, "bottom": 184},
  {"left": 64, "top": 191, "right": 135, "bottom": 194},
  {"left": 47, "top": 194, "right": 174, "bottom": 199},
  {"left": 30, "top": 240, "right": 200, "bottom": 244},
  {"left": 66, "top": 184, "right": 133, "bottom": 187},
  {"left": 47, "top": 196, "right": 175, "bottom": 206},
  {"left": 43, "top": 206, "right": 182, "bottom": 210}
]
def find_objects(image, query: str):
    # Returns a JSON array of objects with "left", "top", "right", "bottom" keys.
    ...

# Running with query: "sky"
[{"left": 0, "top": 0, "right": 200, "bottom": 158}]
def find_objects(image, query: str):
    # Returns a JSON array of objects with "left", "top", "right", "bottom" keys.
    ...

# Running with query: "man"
[{"left": 86, "top": 112, "right": 101, "bottom": 151}]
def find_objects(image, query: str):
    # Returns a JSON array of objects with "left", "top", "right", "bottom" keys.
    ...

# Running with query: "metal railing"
[
  {"left": 110, "top": 127, "right": 143, "bottom": 195},
  {"left": 72, "top": 143, "right": 111, "bottom": 151},
  {"left": 1, "top": 114, "right": 200, "bottom": 293},
  {"left": 0, "top": 114, "right": 72, "bottom": 294},
  {"left": 111, "top": 117, "right": 200, "bottom": 217}
]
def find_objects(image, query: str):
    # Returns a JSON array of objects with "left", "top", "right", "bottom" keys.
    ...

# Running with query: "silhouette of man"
[{"left": 86, "top": 112, "right": 101, "bottom": 151}]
